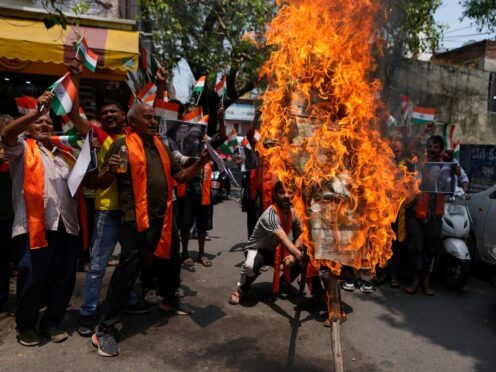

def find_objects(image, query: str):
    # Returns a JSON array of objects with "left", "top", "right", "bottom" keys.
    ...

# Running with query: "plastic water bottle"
[{"left": 117, "top": 145, "right": 128, "bottom": 173}]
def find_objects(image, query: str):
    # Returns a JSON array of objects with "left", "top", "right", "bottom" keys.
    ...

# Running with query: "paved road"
[{"left": 1, "top": 196, "right": 495, "bottom": 371}]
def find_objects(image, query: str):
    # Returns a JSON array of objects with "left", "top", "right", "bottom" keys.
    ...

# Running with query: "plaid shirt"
[{"left": 4, "top": 138, "right": 79, "bottom": 239}]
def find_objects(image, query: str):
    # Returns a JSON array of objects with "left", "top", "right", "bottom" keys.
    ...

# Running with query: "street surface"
[{"left": 1, "top": 192, "right": 495, "bottom": 371}]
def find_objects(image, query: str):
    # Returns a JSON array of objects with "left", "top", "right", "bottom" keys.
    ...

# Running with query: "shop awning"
[{"left": 0, "top": 17, "right": 138, "bottom": 77}]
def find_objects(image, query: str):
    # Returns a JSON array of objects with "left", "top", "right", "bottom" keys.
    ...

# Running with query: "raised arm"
[
  {"left": 1, "top": 92, "right": 53, "bottom": 146},
  {"left": 68, "top": 58, "right": 90, "bottom": 136},
  {"left": 153, "top": 67, "right": 168, "bottom": 107},
  {"left": 217, "top": 105, "right": 227, "bottom": 143}
]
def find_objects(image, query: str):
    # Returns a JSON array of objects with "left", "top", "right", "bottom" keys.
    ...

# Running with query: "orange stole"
[
  {"left": 201, "top": 162, "right": 212, "bottom": 206},
  {"left": 272, "top": 204, "right": 293, "bottom": 293},
  {"left": 176, "top": 182, "right": 187, "bottom": 198},
  {"left": 126, "top": 132, "right": 173, "bottom": 259},
  {"left": 24, "top": 139, "right": 47, "bottom": 249}
]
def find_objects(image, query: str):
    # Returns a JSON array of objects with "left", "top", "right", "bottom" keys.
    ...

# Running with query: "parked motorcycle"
[
  {"left": 211, "top": 170, "right": 230, "bottom": 204},
  {"left": 439, "top": 189, "right": 472, "bottom": 290}
]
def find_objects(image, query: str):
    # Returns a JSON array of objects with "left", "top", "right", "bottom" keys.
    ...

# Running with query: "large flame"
[{"left": 259, "top": 0, "right": 417, "bottom": 274}]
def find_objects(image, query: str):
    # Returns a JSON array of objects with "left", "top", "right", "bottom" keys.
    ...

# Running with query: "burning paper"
[{"left": 258, "top": 0, "right": 417, "bottom": 274}]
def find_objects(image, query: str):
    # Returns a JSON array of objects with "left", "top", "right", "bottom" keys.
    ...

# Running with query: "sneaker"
[
  {"left": 91, "top": 327, "right": 119, "bottom": 357},
  {"left": 159, "top": 300, "right": 192, "bottom": 315},
  {"left": 342, "top": 279, "right": 355, "bottom": 292},
  {"left": 17, "top": 329, "right": 40, "bottom": 346},
  {"left": 40, "top": 327, "right": 68, "bottom": 343},
  {"left": 360, "top": 281, "right": 375, "bottom": 294},
  {"left": 123, "top": 300, "right": 151, "bottom": 315},
  {"left": 145, "top": 289, "right": 164, "bottom": 305},
  {"left": 78, "top": 314, "right": 96, "bottom": 337}
]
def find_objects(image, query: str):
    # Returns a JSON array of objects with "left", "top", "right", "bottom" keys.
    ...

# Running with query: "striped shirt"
[
  {"left": 4, "top": 138, "right": 79, "bottom": 238},
  {"left": 245, "top": 205, "right": 301, "bottom": 252}
]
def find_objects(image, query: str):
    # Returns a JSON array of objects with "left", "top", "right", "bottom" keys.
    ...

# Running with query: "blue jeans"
[{"left": 80, "top": 210, "right": 136, "bottom": 317}]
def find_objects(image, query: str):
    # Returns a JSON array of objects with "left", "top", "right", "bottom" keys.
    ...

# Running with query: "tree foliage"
[
  {"left": 461, "top": 0, "right": 496, "bottom": 32},
  {"left": 140, "top": 0, "right": 277, "bottom": 108}
]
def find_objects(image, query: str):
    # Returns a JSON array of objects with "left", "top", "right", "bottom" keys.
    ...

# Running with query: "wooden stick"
[{"left": 328, "top": 274, "right": 344, "bottom": 372}]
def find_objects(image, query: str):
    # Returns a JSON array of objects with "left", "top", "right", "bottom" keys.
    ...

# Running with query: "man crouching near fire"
[{"left": 229, "top": 181, "right": 304, "bottom": 305}]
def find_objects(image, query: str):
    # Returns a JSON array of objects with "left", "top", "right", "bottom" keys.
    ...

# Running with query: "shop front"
[{"left": 0, "top": 16, "right": 139, "bottom": 123}]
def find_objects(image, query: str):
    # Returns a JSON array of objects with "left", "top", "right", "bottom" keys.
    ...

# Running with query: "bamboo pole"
[{"left": 328, "top": 274, "right": 344, "bottom": 372}]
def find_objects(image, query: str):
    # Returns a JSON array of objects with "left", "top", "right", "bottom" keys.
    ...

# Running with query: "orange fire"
[{"left": 258, "top": 0, "right": 417, "bottom": 274}]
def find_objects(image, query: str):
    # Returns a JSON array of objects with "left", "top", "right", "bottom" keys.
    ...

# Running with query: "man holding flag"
[
  {"left": 1, "top": 92, "right": 81, "bottom": 346},
  {"left": 91, "top": 103, "right": 210, "bottom": 357},
  {"left": 66, "top": 59, "right": 153, "bottom": 337}
]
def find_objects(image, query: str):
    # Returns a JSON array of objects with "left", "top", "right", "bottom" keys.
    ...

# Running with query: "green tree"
[
  {"left": 461, "top": 0, "right": 496, "bottom": 32},
  {"left": 377, "top": 0, "right": 444, "bottom": 100},
  {"left": 140, "top": 0, "right": 277, "bottom": 132}
]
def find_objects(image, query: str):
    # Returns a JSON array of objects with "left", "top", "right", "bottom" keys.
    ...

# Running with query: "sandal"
[
  {"left": 422, "top": 286, "right": 435, "bottom": 296},
  {"left": 228, "top": 289, "right": 242, "bottom": 305},
  {"left": 404, "top": 285, "right": 418, "bottom": 295},
  {"left": 182, "top": 255, "right": 194, "bottom": 267},
  {"left": 199, "top": 256, "right": 212, "bottom": 267}
]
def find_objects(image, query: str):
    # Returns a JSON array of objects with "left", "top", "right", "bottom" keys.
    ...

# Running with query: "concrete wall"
[{"left": 389, "top": 59, "right": 496, "bottom": 145}]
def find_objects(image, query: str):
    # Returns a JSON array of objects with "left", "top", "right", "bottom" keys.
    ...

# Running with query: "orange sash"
[
  {"left": 176, "top": 183, "right": 187, "bottom": 198},
  {"left": 201, "top": 162, "right": 212, "bottom": 206},
  {"left": 126, "top": 132, "right": 173, "bottom": 259},
  {"left": 24, "top": 139, "right": 47, "bottom": 249},
  {"left": 272, "top": 204, "right": 293, "bottom": 293}
]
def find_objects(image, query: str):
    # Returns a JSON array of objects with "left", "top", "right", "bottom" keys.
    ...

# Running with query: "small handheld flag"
[
  {"left": 215, "top": 76, "right": 227, "bottom": 101},
  {"left": 411, "top": 106, "right": 436, "bottom": 125},
  {"left": 193, "top": 76, "right": 206, "bottom": 94},
  {"left": 155, "top": 101, "right": 179, "bottom": 121},
  {"left": 48, "top": 73, "right": 77, "bottom": 116},
  {"left": 76, "top": 36, "right": 98, "bottom": 72},
  {"left": 62, "top": 107, "right": 87, "bottom": 134},
  {"left": 183, "top": 107, "right": 203, "bottom": 123},
  {"left": 15, "top": 96, "right": 38, "bottom": 114},
  {"left": 220, "top": 129, "right": 238, "bottom": 155}
]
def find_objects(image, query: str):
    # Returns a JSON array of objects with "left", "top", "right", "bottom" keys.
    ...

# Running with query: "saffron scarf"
[
  {"left": 201, "top": 162, "right": 212, "bottom": 206},
  {"left": 126, "top": 132, "right": 173, "bottom": 259},
  {"left": 272, "top": 204, "right": 293, "bottom": 294},
  {"left": 24, "top": 138, "right": 47, "bottom": 249}
]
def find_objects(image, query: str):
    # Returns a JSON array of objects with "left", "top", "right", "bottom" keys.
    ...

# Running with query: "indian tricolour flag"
[
  {"left": 50, "top": 135, "right": 83, "bottom": 151},
  {"left": 155, "top": 100, "right": 179, "bottom": 121},
  {"left": 215, "top": 76, "right": 227, "bottom": 100},
  {"left": 241, "top": 137, "right": 252, "bottom": 150},
  {"left": 193, "top": 76, "right": 206, "bottom": 94},
  {"left": 445, "top": 124, "right": 462, "bottom": 159},
  {"left": 48, "top": 73, "right": 77, "bottom": 116},
  {"left": 183, "top": 107, "right": 203, "bottom": 123},
  {"left": 76, "top": 36, "right": 98, "bottom": 72},
  {"left": 137, "top": 82, "right": 157, "bottom": 103},
  {"left": 411, "top": 106, "right": 436, "bottom": 125},
  {"left": 220, "top": 129, "right": 238, "bottom": 155},
  {"left": 61, "top": 107, "right": 87, "bottom": 134},
  {"left": 198, "top": 115, "right": 209, "bottom": 124},
  {"left": 15, "top": 96, "right": 38, "bottom": 114}
]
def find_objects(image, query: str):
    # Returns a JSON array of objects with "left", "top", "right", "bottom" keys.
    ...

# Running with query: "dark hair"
[
  {"left": 427, "top": 135, "right": 444, "bottom": 149},
  {"left": 273, "top": 181, "right": 284, "bottom": 195},
  {"left": 98, "top": 102, "right": 124, "bottom": 114}
]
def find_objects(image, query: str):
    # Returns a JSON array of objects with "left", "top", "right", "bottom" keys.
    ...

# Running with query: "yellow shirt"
[{"left": 92, "top": 125, "right": 125, "bottom": 211}]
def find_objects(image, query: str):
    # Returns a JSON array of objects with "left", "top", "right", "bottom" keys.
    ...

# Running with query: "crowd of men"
[{"left": 0, "top": 61, "right": 470, "bottom": 357}]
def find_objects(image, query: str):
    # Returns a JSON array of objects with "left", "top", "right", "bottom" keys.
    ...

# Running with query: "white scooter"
[{"left": 439, "top": 188, "right": 472, "bottom": 290}]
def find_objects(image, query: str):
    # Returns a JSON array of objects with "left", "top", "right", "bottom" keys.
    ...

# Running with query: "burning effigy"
[{"left": 258, "top": 0, "right": 417, "bottom": 275}]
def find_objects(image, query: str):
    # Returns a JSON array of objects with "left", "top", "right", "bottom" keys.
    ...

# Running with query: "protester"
[
  {"left": 177, "top": 105, "right": 226, "bottom": 267},
  {"left": 442, "top": 149, "right": 470, "bottom": 195},
  {"left": 1, "top": 93, "right": 81, "bottom": 346},
  {"left": 229, "top": 181, "right": 304, "bottom": 305},
  {"left": 67, "top": 60, "right": 155, "bottom": 337},
  {"left": 404, "top": 135, "right": 446, "bottom": 296},
  {"left": 241, "top": 110, "right": 262, "bottom": 238},
  {"left": 0, "top": 114, "right": 14, "bottom": 316},
  {"left": 91, "top": 103, "right": 210, "bottom": 357}
]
